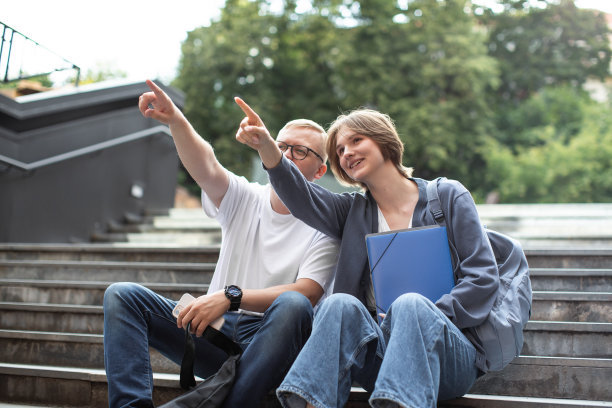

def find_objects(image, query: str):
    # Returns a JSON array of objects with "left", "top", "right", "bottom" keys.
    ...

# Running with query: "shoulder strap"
[
  {"left": 426, "top": 177, "right": 447, "bottom": 226},
  {"left": 180, "top": 322, "right": 242, "bottom": 389}
]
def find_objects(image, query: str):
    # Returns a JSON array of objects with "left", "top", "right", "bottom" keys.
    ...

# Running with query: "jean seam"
[
  {"left": 142, "top": 310, "right": 153, "bottom": 397},
  {"left": 340, "top": 331, "right": 379, "bottom": 379},
  {"left": 370, "top": 391, "right": 411, "bottom": 408}
]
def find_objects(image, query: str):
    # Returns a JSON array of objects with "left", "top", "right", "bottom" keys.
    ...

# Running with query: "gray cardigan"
[{"left": 267, "top": 157, "right": 499, "bottom": 368}]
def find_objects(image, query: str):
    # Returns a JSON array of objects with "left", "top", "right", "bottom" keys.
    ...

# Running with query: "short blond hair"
[
  {"left": 327, "top": 109, "right": 413, "bottom": 189},
  {"left": 279, "top": 119, "right": 328, "bottom": 162}
]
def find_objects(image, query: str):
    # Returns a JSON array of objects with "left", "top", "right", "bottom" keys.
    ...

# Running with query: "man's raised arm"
[{"left": 138, "top": 79, "right": 228, "bottom": 208}]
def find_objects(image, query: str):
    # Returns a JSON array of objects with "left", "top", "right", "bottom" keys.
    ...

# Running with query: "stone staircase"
[{"left": 0, "top": 205, "right": 611, "bottom": 407}]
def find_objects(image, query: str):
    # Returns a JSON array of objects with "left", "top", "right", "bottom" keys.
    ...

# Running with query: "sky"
[
  {"left": 1, "top": 0, "right": 226, "bottom": 85},
  {"left": 1, "top": 0, "right": 611, "bottom": 87}
]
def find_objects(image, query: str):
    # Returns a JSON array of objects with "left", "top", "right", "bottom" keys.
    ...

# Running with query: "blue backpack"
[{"left": 426, "top": 177, "right": 532, "bottom": 372}]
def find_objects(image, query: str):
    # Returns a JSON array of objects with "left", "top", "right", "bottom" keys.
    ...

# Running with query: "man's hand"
[
  {"left": 177, "top": 290, "right": 230, "bottom": 337},
  {"left": 234, "top": 97, "right": 283, "bottom": 168},
  {"left": 138, "top": 79, "right": 182, "bottom": 126}
]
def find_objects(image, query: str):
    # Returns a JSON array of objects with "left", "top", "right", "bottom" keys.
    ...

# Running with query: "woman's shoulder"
[
  {"left": 415, "top": 176, "right": 470, "bottom": 202},
  {"left": 437, "top": 177, "right": 469, "bottom": 196}
]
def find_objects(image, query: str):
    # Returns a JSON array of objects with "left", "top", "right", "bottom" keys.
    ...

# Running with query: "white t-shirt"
[{"left": 202, "top": 171, "right": 339, "bottom": 306}]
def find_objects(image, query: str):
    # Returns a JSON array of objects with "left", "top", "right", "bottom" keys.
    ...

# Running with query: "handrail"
[
  {"left": 0, "top": 125, "right": 171, "bottom": 171},
  {"left": 1, "top": 21, "right": 81, "bottom": 86}
]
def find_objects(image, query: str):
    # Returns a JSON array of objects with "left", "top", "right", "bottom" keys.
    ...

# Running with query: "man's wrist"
[{"left": 224, "top": 285, "right": 243, "bottom": 311}]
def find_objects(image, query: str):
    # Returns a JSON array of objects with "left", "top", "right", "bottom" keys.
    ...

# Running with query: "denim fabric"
[
  {"left": 103, "top": 283, "right": 313, "bottom": 408},
  {"left": 277, "top": 293, "right": 479, "bottom": 408}
]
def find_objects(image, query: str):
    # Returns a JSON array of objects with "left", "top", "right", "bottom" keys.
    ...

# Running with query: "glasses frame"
[{"left": 278, "top": 141, "right": 325, "bottom": 163}]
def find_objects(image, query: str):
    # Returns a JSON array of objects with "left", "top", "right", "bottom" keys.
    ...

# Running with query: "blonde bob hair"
[{"left": 326, "top": 109, "right": 413, "bottom": 189}]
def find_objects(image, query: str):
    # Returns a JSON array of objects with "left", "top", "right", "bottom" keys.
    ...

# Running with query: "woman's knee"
[
  {"left": 317, "top": 293, "right": 368, "bottom": 320},
  {"left": 390, "top": 293, "right": 437, "bottom": 318}
]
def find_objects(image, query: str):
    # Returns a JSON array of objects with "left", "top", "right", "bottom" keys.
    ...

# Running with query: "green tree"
[
  {"left": 478, "top": 0, "right": 610, "bottom": 104},
  {"left": 483, "top": 97, "right": 612, "bottom": 202},
  {"left": 324, "top": 0, "right": 499, "bottom": 187},
  {"left": 495, "top": 85, "right": 592, "bottom": 148},
  {"left": 79, "top": 63, "right": 127, "bottom": 85},
  {"left": 174, "top": 0, "right": 342, "bottom": 178}
]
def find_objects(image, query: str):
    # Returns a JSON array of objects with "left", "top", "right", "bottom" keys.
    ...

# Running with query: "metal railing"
[
  {"left": 0, "top": 21, "right": 80, "bottom": 85},
  {"left": 0, "top": 126, "right": 171, "bottom": 171}
]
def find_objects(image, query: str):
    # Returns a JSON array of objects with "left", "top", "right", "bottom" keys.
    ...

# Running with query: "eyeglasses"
[{"left": 278, "top": 142, "right": 325, "bottom": 163}]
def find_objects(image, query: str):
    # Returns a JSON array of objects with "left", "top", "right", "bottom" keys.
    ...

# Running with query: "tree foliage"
[
  {"left": 483, "top": 96, "right": 612, "bottom": 202},
  {"left": 479, "top": 0, "right": 610, "bottom": 104},
  {"left": 173, "top": 0, "right": 611, "bottom": 203}
]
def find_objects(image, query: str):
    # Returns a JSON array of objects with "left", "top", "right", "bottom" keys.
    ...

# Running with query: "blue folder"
[{"left": 365, "top": 225, "right": 455, "bottom": 322}]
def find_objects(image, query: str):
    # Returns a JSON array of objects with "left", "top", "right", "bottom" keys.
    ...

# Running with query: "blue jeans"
[
  {"left": 277, "top": 293, "right": 479, "bottom": 408},
  {"left": 103, "top": 282, "right": 314, "bottom": 408}
]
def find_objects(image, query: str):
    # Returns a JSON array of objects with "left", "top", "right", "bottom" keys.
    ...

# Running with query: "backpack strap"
[
  {"left": 426, "top": 177, "right": 461, "bottom": 280},
  {"left": 426, "top": 177, "right": 447, "bottom": 226}
]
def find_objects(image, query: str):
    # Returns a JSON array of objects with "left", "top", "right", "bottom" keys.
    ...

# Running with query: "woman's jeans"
[
  {"left": 277, "top": 293, "right": 479, "bottom": 408},
  {"left": 103, "top": 282, "right": 313, "bottom": 408}
]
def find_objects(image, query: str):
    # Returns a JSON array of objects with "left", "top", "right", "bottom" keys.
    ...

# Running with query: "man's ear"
[{"left": 313, "top": 163, "right": 327, "bottom": 180}]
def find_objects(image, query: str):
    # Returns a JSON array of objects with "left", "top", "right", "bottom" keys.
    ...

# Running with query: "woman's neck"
[
  {"left": 366, "top": 162, "right": 415, "bottom": 203},
  {"left": 367, "top": 168, "right": 419, "bottom": 229}
]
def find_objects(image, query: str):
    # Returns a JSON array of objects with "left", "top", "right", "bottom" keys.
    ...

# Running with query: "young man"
[{"left": 103, "top": 80, "right": 338, "bottom": 408}]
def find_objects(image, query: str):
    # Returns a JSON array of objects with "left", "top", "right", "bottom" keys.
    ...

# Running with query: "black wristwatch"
[{"left": 224, "top": 285, "right": 243, "bottom": 312}]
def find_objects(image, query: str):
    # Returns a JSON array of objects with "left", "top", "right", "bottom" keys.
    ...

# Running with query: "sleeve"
[
  {"left": 295, "top": 232, "right": 340, "bottom": 294},
  {"left": 434, "top": 181, "right": 500, "bottom": 329},
  {"left": 266, "top": 156, "right": 355, "bottom": 240}
]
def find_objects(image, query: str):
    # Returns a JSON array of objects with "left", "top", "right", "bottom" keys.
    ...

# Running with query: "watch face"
[{"left": 227, "top": 286, "right": 241, "bottom": 297}]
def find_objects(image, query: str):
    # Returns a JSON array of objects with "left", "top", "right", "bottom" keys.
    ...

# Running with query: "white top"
[{"left": 202, "top": 171, "right": 339, "bottom": 306}]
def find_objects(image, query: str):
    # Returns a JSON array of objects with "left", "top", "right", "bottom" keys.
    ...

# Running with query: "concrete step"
[
  {"left": 0, "top": 244, "right": 220, "bottom": 263},
  {"left": 530, "top": 268, "right": 612, "bottom": 292},
  {"left": 107, "top": 218, "right": 221, "bottom": 234},
  {"left": 92, "top": 231, "right": 223, "bottom": 246},
  {"left": 0, "top": 259, "right": 214, "bottom": 283},
  {"left": 3, "top": 280, "right": 609, "bottom": 325},
  {"left": 0, "top": 330, "right": 178, "bottom": 374},
  {"left": 3, "top": 245, "right": 611, "bottom": 269},
  {"left": 3, "top": 322, "right": 607, "bottom": 374},
  {"left": 526, "top": 249, "right": 612, "bottom": 269},
  {"left": 0, "top": 303, "right": 103, "bottom": 334},
  {"left": 522, "top": 321, "right": 612, "bottom": 358},
  {"left": 439, "top": 395, "right": 612, "bottom": 407},
  {"left": 4, "top": 299, "right": 607, "bottom": 358},
  {"left": 471, "top": 356, "right": 612, "bottom": 401},
  {"left": 0, "top": 363, "right": 182, "bottom": 407},
  {"left": 531, "top": 291, "right": 612, "bottom": 322},
  {"left": 2, "top": 361, "right": 611, "bottom": 407},
  {"left": 0, "top": 279, "right": 208, "bottom": 305}
]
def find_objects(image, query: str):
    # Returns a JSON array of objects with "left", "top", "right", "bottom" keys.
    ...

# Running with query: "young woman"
[{"left": 235, "top": 98, "right": 500, "bottom": 408}]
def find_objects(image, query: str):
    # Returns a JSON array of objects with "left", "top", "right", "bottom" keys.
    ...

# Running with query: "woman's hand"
[{"left": 234, "top": 97, "right": 283, "bottom": 168}]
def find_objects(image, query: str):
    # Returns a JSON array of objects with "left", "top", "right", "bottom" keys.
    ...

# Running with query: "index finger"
[
  {"left": 234, "top": 97, "right": 261, "bottom": 124},
  {"left": 145, "top": 79, "right": 168, "bottom": 100}
]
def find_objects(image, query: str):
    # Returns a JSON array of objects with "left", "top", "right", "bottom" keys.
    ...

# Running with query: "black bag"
[{"left": 159, "top": 323, "right": 243, "bottom": 408}]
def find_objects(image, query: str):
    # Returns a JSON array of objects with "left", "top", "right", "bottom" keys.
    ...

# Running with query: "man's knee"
[
  {"left": 270, "top": 291, "right": 313, "bottom": 323},
  {"left": 103, "top": 282, "right": 141, "bottom": 311}
]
